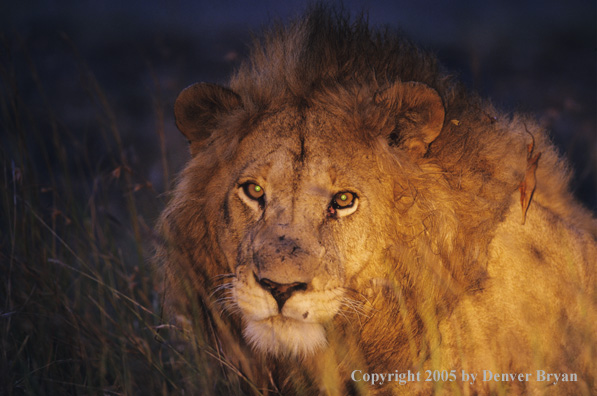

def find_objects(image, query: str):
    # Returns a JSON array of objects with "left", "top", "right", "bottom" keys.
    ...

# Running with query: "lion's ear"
[
  {"left": 174, "top": 82, "right": 242, "bottom": 150},
  {"left": 374, "top": 81, "right": 445, "bottom": 158}
]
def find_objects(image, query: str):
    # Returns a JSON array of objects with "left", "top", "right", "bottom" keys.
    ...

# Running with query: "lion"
[{"left": 156, "top": 6, "right": 597, "bottom": 395}]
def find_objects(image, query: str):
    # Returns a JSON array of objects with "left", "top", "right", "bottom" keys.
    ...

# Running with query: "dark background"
[
  {"left": 2, "top": 0, "right": 595, "bottom": 209},
  {"left": 0, "top": 1, "right": 595, "bottom": 393}
]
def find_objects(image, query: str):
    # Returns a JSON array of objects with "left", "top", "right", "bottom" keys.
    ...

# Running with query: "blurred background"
[{"left": 1, "top": 0, "right": 595, "bottom": 394}]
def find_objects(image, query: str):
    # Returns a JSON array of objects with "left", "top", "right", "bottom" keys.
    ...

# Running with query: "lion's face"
[
  {"left": 215, "top": 107, "right": 394, "bottom": 357},
  {"left": 171, "top": 81, "right": 444, "bottom": 358}
]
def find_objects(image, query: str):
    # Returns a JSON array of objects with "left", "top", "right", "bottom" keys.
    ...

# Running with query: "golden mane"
[{"left": 157, "top": 5, "right": 597, "bottom": 395}]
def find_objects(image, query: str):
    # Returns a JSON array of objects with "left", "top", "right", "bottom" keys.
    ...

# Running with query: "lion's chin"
[{"left": 243, "top": 316, "right": 327, "bottom": 358}]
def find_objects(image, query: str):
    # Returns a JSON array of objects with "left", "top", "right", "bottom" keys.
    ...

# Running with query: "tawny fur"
[{"left": 156, "top": 6, "right": 597, "bottom": 395}]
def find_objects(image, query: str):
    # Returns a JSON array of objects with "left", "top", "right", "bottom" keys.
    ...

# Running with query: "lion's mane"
[{"left": 156, "top": 6, "right": 596, "bottom": 395}]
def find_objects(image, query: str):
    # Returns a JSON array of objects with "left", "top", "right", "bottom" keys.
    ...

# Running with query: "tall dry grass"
[{"left": 0, "top": 35, "right": 237, "bottom": 395}]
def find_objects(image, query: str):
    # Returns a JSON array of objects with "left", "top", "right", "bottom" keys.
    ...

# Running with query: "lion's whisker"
[{"left": 209, "top": 282, "right": 235, "bottom": 299}]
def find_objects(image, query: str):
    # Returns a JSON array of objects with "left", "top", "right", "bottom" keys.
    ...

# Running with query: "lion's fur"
[{"left": 156, "top": 6, "right": 597, "bottom": 395}]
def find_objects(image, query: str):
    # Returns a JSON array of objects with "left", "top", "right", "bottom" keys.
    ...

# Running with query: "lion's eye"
[
  {"left": 328, "top": 191, "right": 358, "bottom": 218},
  {"left": 242, "top": 182, "right": 264, "bottom": 201},
  {"left": 333, "top": 192, "right": 355, "bottom": 208}
]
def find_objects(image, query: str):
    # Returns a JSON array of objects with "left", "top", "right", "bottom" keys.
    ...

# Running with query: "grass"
[{"left": 0, "top": 35, "right": 221, "bottom": 395}]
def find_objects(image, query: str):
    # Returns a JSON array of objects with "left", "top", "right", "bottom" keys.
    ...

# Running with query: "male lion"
[{"left": 156, "top": 7, "right": 596, "bottom": 395}]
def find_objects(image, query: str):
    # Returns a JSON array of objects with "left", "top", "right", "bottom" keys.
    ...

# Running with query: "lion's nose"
[{"left": 255, "top": 274, "right": 307, "bottom": 311}]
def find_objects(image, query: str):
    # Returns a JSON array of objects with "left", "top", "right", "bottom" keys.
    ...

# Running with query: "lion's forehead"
[{"left": 236, "top": 109, "right": 384, "bottom": 188}]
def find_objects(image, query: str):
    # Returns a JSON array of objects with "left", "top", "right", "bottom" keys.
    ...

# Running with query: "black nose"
[{"left": 255, "top": 274, "right": 307, "bottom": 311}]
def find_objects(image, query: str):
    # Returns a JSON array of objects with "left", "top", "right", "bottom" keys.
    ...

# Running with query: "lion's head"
[
  {"left": 170, "top": 78, "right": 447, "bottom": 357},
  {"left": 158, "top": 4, "right": 519, "bottom": 373}
]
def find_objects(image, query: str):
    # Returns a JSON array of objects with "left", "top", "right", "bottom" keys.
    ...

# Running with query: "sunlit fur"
[{"left": 156, "top": 5, "right": 597, "bottom": 395}]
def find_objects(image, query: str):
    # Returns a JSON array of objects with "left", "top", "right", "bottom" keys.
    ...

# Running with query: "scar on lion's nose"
[{"left": 255, "top": 273, "right": 307, "bottom": 311}]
